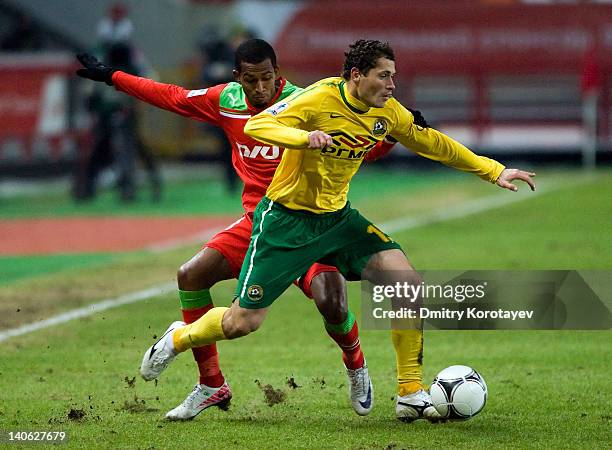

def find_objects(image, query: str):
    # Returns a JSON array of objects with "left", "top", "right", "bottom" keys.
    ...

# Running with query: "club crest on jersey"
[
  {"left": 267, "top": 102, "right": 289, "bottom": 116},
  {"left": 247, "top": 285, "right": 264, "bottom": 301},
  {"left": 372, "top": 119, "right": 387, "bottom": 136}
]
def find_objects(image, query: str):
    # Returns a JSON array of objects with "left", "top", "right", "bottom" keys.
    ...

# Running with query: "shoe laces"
[
  {"left": 349, "top": 367, "right": 368, "bottom": 397},
  {"left": 182, "top": 384, "right": 204, "bottom": 407},
  {"left": 402, "top": 389, "right": 429, "bottom": 405}
]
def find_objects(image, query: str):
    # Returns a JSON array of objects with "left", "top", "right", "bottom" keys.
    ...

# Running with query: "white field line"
[
  {"left": 381, "top": 186, "right": 538, "bottom": 234},
  {"left": 0, "top": 282, "right": 175, "bottom": 342},
  {"left": 380, "top": 175, "right": 593, "bottom": 234},
  {"left": 0, "top": 220, "right": 229, "bottom": 343},
  {"left": 0, "top": 177, "right": 592, "bottom": 342}
]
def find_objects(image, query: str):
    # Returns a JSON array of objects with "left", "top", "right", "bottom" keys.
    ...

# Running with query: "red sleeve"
[
  {"left": 365, "top": 137, "right": 396, "bottom": 162},
  {"left": 111, "top": 71, "right": 222, "bottom": 125}
]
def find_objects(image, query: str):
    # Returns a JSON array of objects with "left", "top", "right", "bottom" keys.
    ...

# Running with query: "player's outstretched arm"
[
  {"left": 244, "top": 112, "right": 312, "bottom": 149},
  {"left": 365, "top": 109, "right": 426, "bottom": 162},
  {"left": 245, "top": 82, "right": 323, "bottom": 149},
  {"left": 496, "top": 169, "right": 536, "bottom": 192},
  {"left": 76, "top": 53, "right": 217, "bottom": 122}
]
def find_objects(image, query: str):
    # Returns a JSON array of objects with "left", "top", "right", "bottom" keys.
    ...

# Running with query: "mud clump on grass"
[
  {"left": 255, "top": 380, "right": 286, "bottom": 407},
  {"left": 312, "top": 377, "right": 326, "bottom": 389},
  {"left": 68, "top": 408, "right": 85, "bottom": 421},
  {"left": 124, "top": 376, "right": 136, "bottom": 388},
  {"left": 286, "top": 377, "right": 301, "bottom": 389}
]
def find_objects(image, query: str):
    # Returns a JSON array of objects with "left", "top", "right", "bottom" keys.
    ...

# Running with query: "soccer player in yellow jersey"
[{"left": 140, "top": 39, "right": 536, "bottom": 422}]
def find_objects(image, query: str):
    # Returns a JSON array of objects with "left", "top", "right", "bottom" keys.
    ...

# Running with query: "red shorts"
[{"left": 205, "top": 213, "right": 338, "bottom": 298}]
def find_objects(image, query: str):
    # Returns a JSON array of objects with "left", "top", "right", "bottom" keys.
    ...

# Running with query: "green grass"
[
  {"left": 396, "top": 171, "right": 612, "bottom": 269},
  {"left": 0, "top": 177, "right": 243, "bottom": 218},
  {"left": 0, "top": 167, "right": 457, "bottom": 219},
  {"left": 0, "top": 167, "right": 611, "bottom": 449},
  {"left": 0, "top": 254, "right": 119, "bottom": 284},
  {"left": 1, "top": 289, "right": 609, "bottom": 449}
]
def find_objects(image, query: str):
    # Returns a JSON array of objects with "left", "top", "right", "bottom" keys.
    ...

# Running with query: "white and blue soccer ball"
[{"left": 430, "top": 365, "right": 487, "bottom": 420}]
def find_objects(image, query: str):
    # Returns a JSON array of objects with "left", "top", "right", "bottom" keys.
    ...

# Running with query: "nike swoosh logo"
[
  {"left": 149, "top": 327, "right": 173, "bottom": 359},
  {"left": 330, "top": 113, "right": 343, "bottom": 118},
  {"left": 359, "top": 384, "right": 372, "bottom": 409}
]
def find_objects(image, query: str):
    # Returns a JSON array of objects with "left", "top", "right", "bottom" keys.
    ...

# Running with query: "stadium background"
[{"left": 0, "top": 1, "right": 610, "bottom": 449}]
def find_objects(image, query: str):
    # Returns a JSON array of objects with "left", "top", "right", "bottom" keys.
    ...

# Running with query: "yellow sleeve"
[
  {"left": 244, "top": 86, "right": 321, "bottom": 149},
  {"left": 390, "top": 101, "right": 505, "bottom": 183}
]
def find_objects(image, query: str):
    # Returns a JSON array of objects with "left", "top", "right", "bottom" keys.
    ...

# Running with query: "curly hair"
[{"left": 342, "top": 40, "right": 395, "bottom": 80}]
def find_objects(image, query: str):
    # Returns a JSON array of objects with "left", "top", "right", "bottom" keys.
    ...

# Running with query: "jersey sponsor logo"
[
  {"left": 372, "top": 119, "right": 387, "bottom": 136},
  {"left": 247, "top": 285, "right": 264, "bottom": 301},
  {"left": 237, "top": 143, "right": 281, "bottom": 160},
  {"left": 320, "top": 131, "right": 378, "bottom": 159},
  {"left": 187, "top": 88, "right": 208, "bottom": 98},
  {"left": 266, "top": 101, "right": 289, "bottom": 116}
]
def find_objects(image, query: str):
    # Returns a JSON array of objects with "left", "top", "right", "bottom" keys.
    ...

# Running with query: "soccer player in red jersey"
[{"left": 77, "top": 39, "right": 394, "bottom": 420}]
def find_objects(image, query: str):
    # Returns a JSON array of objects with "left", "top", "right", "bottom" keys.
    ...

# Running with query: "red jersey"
[
  {"left": 113, "top": 71, "right": 300, "bottom": 212},
  {"left": 112, "top": 71, "right": 394, "bottom": 212}
]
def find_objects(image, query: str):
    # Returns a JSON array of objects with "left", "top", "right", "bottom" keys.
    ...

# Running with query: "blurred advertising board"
[
  {"left": 275, "top": 1, "right": 612, "bottom": 77},
  {"left": 274, "top": 1, "right": 612, "bottom": 153},
  {"left": 0, "top": 52, "right": 86, "bottom": 174}
]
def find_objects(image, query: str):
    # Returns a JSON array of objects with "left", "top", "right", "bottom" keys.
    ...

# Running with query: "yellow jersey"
[{"left": 244, "top": 77, "right": 504, "bottom": 213}]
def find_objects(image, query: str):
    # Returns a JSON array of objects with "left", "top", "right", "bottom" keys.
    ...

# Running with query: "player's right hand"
[
  {"left": 496, "top": 169, "right": 536, "bottom": 192},
  {"left": 308, "top": 131, "right": 333, "bottom": 149},
  {"left": 76, "top": 53, "right": 116, "bottom": 86}
]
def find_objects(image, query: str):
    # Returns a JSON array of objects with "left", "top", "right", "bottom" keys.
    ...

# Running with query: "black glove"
[
  {"left": 76, "top": 53, "right": 116, "bottom": 86},
  {"left": 408, "top": 108, "right": 429, "bottom": 128}
]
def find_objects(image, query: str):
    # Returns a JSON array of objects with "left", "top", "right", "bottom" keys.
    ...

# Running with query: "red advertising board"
[
  {"left": 0, "top": 53, "right": 83, "bottom": 165},
  {"left": 275, "top": 1, "right": 612, "bottom": 77},
  {"left": 273, "top": 1, "right": 612, "bottom": 149}
]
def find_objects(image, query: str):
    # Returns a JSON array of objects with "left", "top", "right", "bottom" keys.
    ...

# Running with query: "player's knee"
[
  {"left": 177, "top": 248, "right": 233, "bottom": 291},
  {"left": 176, "top": 263, "right": 190, "bottom": 289},
  {"left": 176, "top": 262, "right": 202, "bottom": 290},
  {"left": 223, "top": 309, "right": 265, "bottom": 338},
  {"left": 177, "top": 259, "right": 216, "bottom": 291},
  {"left": 225, "top": 319, "right": 260, "bottom": 338}
]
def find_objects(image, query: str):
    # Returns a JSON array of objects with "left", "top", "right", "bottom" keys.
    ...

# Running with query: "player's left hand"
[
  {"left": 496, "top": 169, "right": 536, "bottom": 192},
  {"left": 76, "top": 53, "right": 116, "bottom": 86}
]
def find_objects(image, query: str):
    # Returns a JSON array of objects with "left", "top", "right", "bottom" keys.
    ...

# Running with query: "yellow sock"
[
  {"left": 173, "top": 307, "right": 228, "bottom": 352},
  {"left": 391, "top": 328, "right": 424, "bottom": 396}
]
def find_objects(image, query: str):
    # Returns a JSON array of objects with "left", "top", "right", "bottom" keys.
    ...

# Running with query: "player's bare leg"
[
  {"left": 310, "top": 271, "right": 348, "bottom": 324},
  {"left": 363, "top": 249, "right": 440, "bottom": 422},
  {"left": 310, "top": 271, "right": 372, "bottom": 415},
  {"left": 220, "top": 301, "right": 269, "bottom": 338},
  {"left": 165, "top": 247, "right": 234, "bottom": 420},
  {"left": 177, "top": 247, "right": 233, "bottom": 291}
]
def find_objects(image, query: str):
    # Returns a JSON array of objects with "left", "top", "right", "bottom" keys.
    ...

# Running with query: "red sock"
[
  {"left": 181, "top": 305, "right": 225, "bottom": 388},
  {"left": 327, "top": 321, "right": 365, "bottom": 370}
]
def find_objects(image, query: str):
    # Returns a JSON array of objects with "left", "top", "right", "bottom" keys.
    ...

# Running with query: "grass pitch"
[{"left": 1, "top": 167, "right": 610, "bottom": 449}]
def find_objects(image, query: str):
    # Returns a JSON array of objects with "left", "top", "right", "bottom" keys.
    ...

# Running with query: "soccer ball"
[{"left": 430, "top": 365, "right": 487, "bottom": 420}]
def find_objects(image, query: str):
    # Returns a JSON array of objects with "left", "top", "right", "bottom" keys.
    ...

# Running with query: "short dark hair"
[
  {"left": 342, "top": 39, "right": 395, "bottom": 80},
  {"left": 234, "top": 38, "right": 277, "bottom": 71}
]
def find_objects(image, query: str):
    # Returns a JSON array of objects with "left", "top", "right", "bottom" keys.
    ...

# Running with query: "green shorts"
[{"left": 236, "top": 196, "right": 402, "bottom": 309}]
